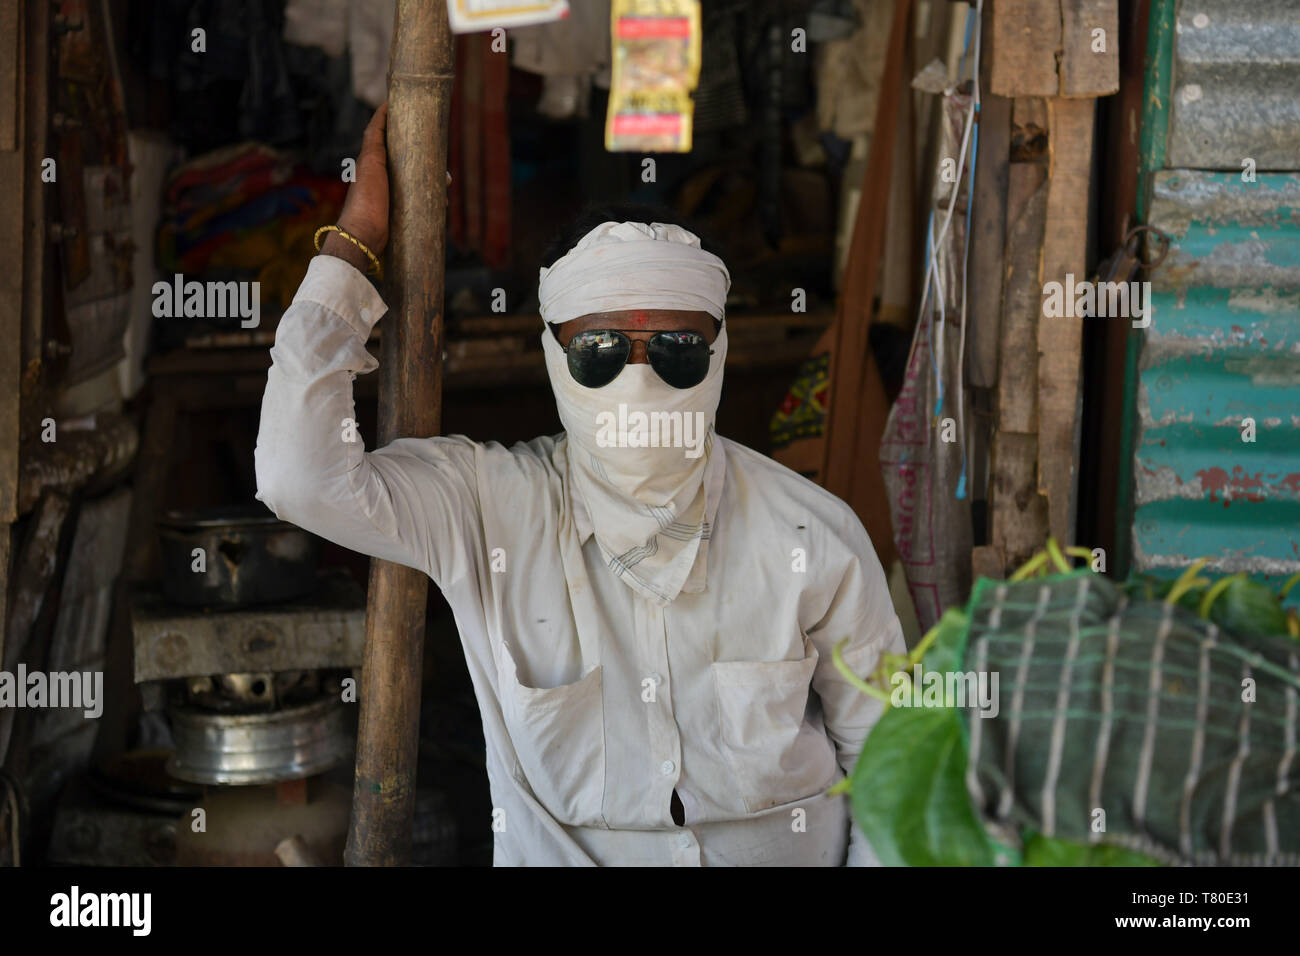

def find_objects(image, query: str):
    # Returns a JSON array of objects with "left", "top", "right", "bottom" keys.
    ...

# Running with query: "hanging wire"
[
  {"left": 913, "top": 0, "right": 983, "bottom": 501},
  {"left": 931, "top": 213, "right": 947, "bottom": 413},
  {"left": 954, "top": 0, "right": 984, "bottom": 500}
]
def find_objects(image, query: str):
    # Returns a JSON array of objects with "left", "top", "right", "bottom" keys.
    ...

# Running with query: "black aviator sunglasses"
[{"left": 560, "top": 329, "right": 715, "bottom": 389}]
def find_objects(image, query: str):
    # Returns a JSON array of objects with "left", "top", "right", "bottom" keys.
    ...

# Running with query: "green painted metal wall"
[{"left": 1125, "top": 0, "right": 1300, "bottom": 594}]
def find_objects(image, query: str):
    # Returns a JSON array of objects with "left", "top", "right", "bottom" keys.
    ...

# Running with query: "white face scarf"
[{"left": 538, "top": 221, "right": 732, "bottom": 605}]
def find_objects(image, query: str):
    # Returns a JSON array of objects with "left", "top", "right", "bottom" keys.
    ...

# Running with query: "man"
[{"left": 255, "top": 105, "right": 904, "bottom": 866}]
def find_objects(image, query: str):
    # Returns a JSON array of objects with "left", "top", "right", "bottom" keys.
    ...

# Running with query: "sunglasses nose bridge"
[{"left": 626, "top": 336, "right": 651, "bottom": 365}]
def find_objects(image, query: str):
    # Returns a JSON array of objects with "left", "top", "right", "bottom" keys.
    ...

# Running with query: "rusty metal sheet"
[
  {"left": 1146, "top": 170, "right": 1300, "bottom": 295},
  {"left": 1167, "top": 0, "right": 1300, "bottom": 170},
  {"left": 1134, "top": 169, "right": 1300, "bottom": 581}
]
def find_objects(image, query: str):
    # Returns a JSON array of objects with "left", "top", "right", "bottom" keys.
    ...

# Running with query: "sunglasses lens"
[
  {"left": 567, "top": 330, "right": 630, "bottom": 388},
  {"left": 647, "top": 331, "right": 712, "bottom": 389}
]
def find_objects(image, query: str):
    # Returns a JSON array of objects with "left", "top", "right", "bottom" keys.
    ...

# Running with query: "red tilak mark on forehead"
[{"left": 626, "top": 310, "right": 650, "bottom": 328}]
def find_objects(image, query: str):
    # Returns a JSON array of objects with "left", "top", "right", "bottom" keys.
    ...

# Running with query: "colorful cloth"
[
  {"left": 769, "top": 351, "right": 830, "bottom": 449},
  {"left": 157, "top": 143, "right": 345, "bottom": 312}
]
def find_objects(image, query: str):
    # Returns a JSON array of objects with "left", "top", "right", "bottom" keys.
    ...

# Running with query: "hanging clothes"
[
  {"left": 510, "top": 0, "right": 612, "bottom": 119},
  {"left": 449, "top": 32, "right": 512, "bottom": 271}
]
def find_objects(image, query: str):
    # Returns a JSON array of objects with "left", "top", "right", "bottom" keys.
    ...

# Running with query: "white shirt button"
[
  {"left": 660, "top": 760, "right": 675, "bottom": 775},
  {"left": 677, "top": 833, "right": 692, "bottom": 848},
  {"left": 360, "top": 307, "right": 371, "bottom": 321}
]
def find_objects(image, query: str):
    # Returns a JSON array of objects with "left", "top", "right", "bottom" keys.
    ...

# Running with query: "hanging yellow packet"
[{"left": 605, "top": 0, "right": 702, "bottom": 153}]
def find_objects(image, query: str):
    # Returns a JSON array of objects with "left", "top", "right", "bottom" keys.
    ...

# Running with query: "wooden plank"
[
  {"left": 0, "top": 522, "right": 8, "bottom": 666},
  {"left": 2, "top": 0, "right": 50, "bottom": 524},
  {"left": 0, "top": 0, "right": 23, "bottom": 527},
  {"left": 0, "top": 0, "right": 17, "bottom": 150},
  {"left": 1059, "top": 0, "right": 1119, "bottom": 97},
  {"left": 995, "top": 161, "right": 1048, "bottom": 434},
  {"left": 966, "top": 82, "right": 1010, "bottom": 387},
  {"left": 1037, "top": 97, "right": 1095, "bottom": 546},
  {"left": 1011, "top": 97, "right": 1049, "bottom": 161},
  {"left": 971, "top": 544, "right": 1005, "bottom": 582},
  {"left": 990, "top": 430, "right": 1049, "bottom": 568},
  {"left": 989, "top": 141, "right": 1053, "bottom": 569},
  {"left": 21, "top": 0, "right": 48, "bottom": 416},
  {"left": 989, "top": 0, "right": 1060, "bottom": 98},
  {"left": 820, "top": 0, "right": 910, "bottom": 569},
  {"left": 878, "top": 16, "right": 914, "bottom": 324}
]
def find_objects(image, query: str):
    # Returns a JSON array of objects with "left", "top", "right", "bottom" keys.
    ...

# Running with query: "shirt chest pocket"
[
  {"left": 711, "top": 642, "right": 838, "bottom": 814},
  {"left": 496, "top": 641, "right": 607, "bottom": 828}
]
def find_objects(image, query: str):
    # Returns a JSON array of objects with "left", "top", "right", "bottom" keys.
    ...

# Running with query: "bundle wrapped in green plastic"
[{"left": 838, "top": 548, "right": 1300, "bottom": 866}]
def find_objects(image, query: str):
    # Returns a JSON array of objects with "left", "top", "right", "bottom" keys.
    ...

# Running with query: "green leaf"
[
  {"left": 851, "top": 704, "right": 995, "bottom": 865},
  {"left": 849, "top": 609, "right": 995, "bottom": 866},
  {"left": 1022, "top": 833, "right": 1164, "bottom": 867},
  {"left": 1210, "top": 576, "right": 1288, "bottom": 638}
]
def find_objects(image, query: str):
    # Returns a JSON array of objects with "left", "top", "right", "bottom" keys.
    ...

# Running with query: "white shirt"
[{"left": 255, "top": 255, "right": 905, "bottom": 866}]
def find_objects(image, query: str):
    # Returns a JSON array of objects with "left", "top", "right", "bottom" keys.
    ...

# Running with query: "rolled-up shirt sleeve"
[{"left": 255, "top": 254, "right": 482, "bottom": 590}]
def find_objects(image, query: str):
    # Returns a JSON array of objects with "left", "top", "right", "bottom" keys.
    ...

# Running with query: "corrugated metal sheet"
[
  {"left": 1134, "top": 169, "right": 1300, "bottom": 579},
  {"left": 1129, "top": 0, "right": 1300, "bottom": 588},
  {"left": 1167, "top": 0, "right": 1300, "bottom": 170}
]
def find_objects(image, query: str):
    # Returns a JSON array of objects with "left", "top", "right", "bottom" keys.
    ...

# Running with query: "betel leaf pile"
[
  {"left": 846, "top": 608, "right": 1001, "bottom": 866},
  {"left": 836, "top": 542, "right": 1300, "bottom": 867}
]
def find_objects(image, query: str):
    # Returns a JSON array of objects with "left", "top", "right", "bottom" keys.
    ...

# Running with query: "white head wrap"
[
  {"left": 538, "top": 221, "right": 731, "bottom": 605},
  {"left": 538, "top": 221, "right": 731, "bottom": 325}
]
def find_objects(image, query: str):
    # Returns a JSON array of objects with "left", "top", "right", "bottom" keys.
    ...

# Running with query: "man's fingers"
[{"left": 360, "top": 102, "right": 388, "bottom": 159}]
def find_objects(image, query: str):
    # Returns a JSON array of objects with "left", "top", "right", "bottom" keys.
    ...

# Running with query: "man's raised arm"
[{"left": 254, "top": 104, "right": 480, "bottom": 588}]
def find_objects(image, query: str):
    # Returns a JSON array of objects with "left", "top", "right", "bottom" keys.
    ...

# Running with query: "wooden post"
[
  {"left": 980, "top": 1, "right": 1116, "bottom": 574},
  {"left": 965, "top": 0, "right": 1010, "bottom": 390},
  {"left": 344, "top": 0, "right": 453, "bottom": 867},
  {"left": 1037, "top": 97, "right": 1095, "bottom": 546}
]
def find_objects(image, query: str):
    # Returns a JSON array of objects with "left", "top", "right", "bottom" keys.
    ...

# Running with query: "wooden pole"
[{"left": 344, "top": 0, "right": 453, "bottom": 867}]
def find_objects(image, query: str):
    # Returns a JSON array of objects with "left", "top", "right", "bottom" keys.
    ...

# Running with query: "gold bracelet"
[{"left": 314, "top": 225, "right": 383, "bottom": 280}]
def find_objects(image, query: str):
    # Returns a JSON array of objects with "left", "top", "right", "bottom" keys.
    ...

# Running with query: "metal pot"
[
  {"left": 157, "top": 505, "right": 320, "bottom": 607},
  {"left": 167, "top": 695, "right": 355, "bottom": 786}
]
